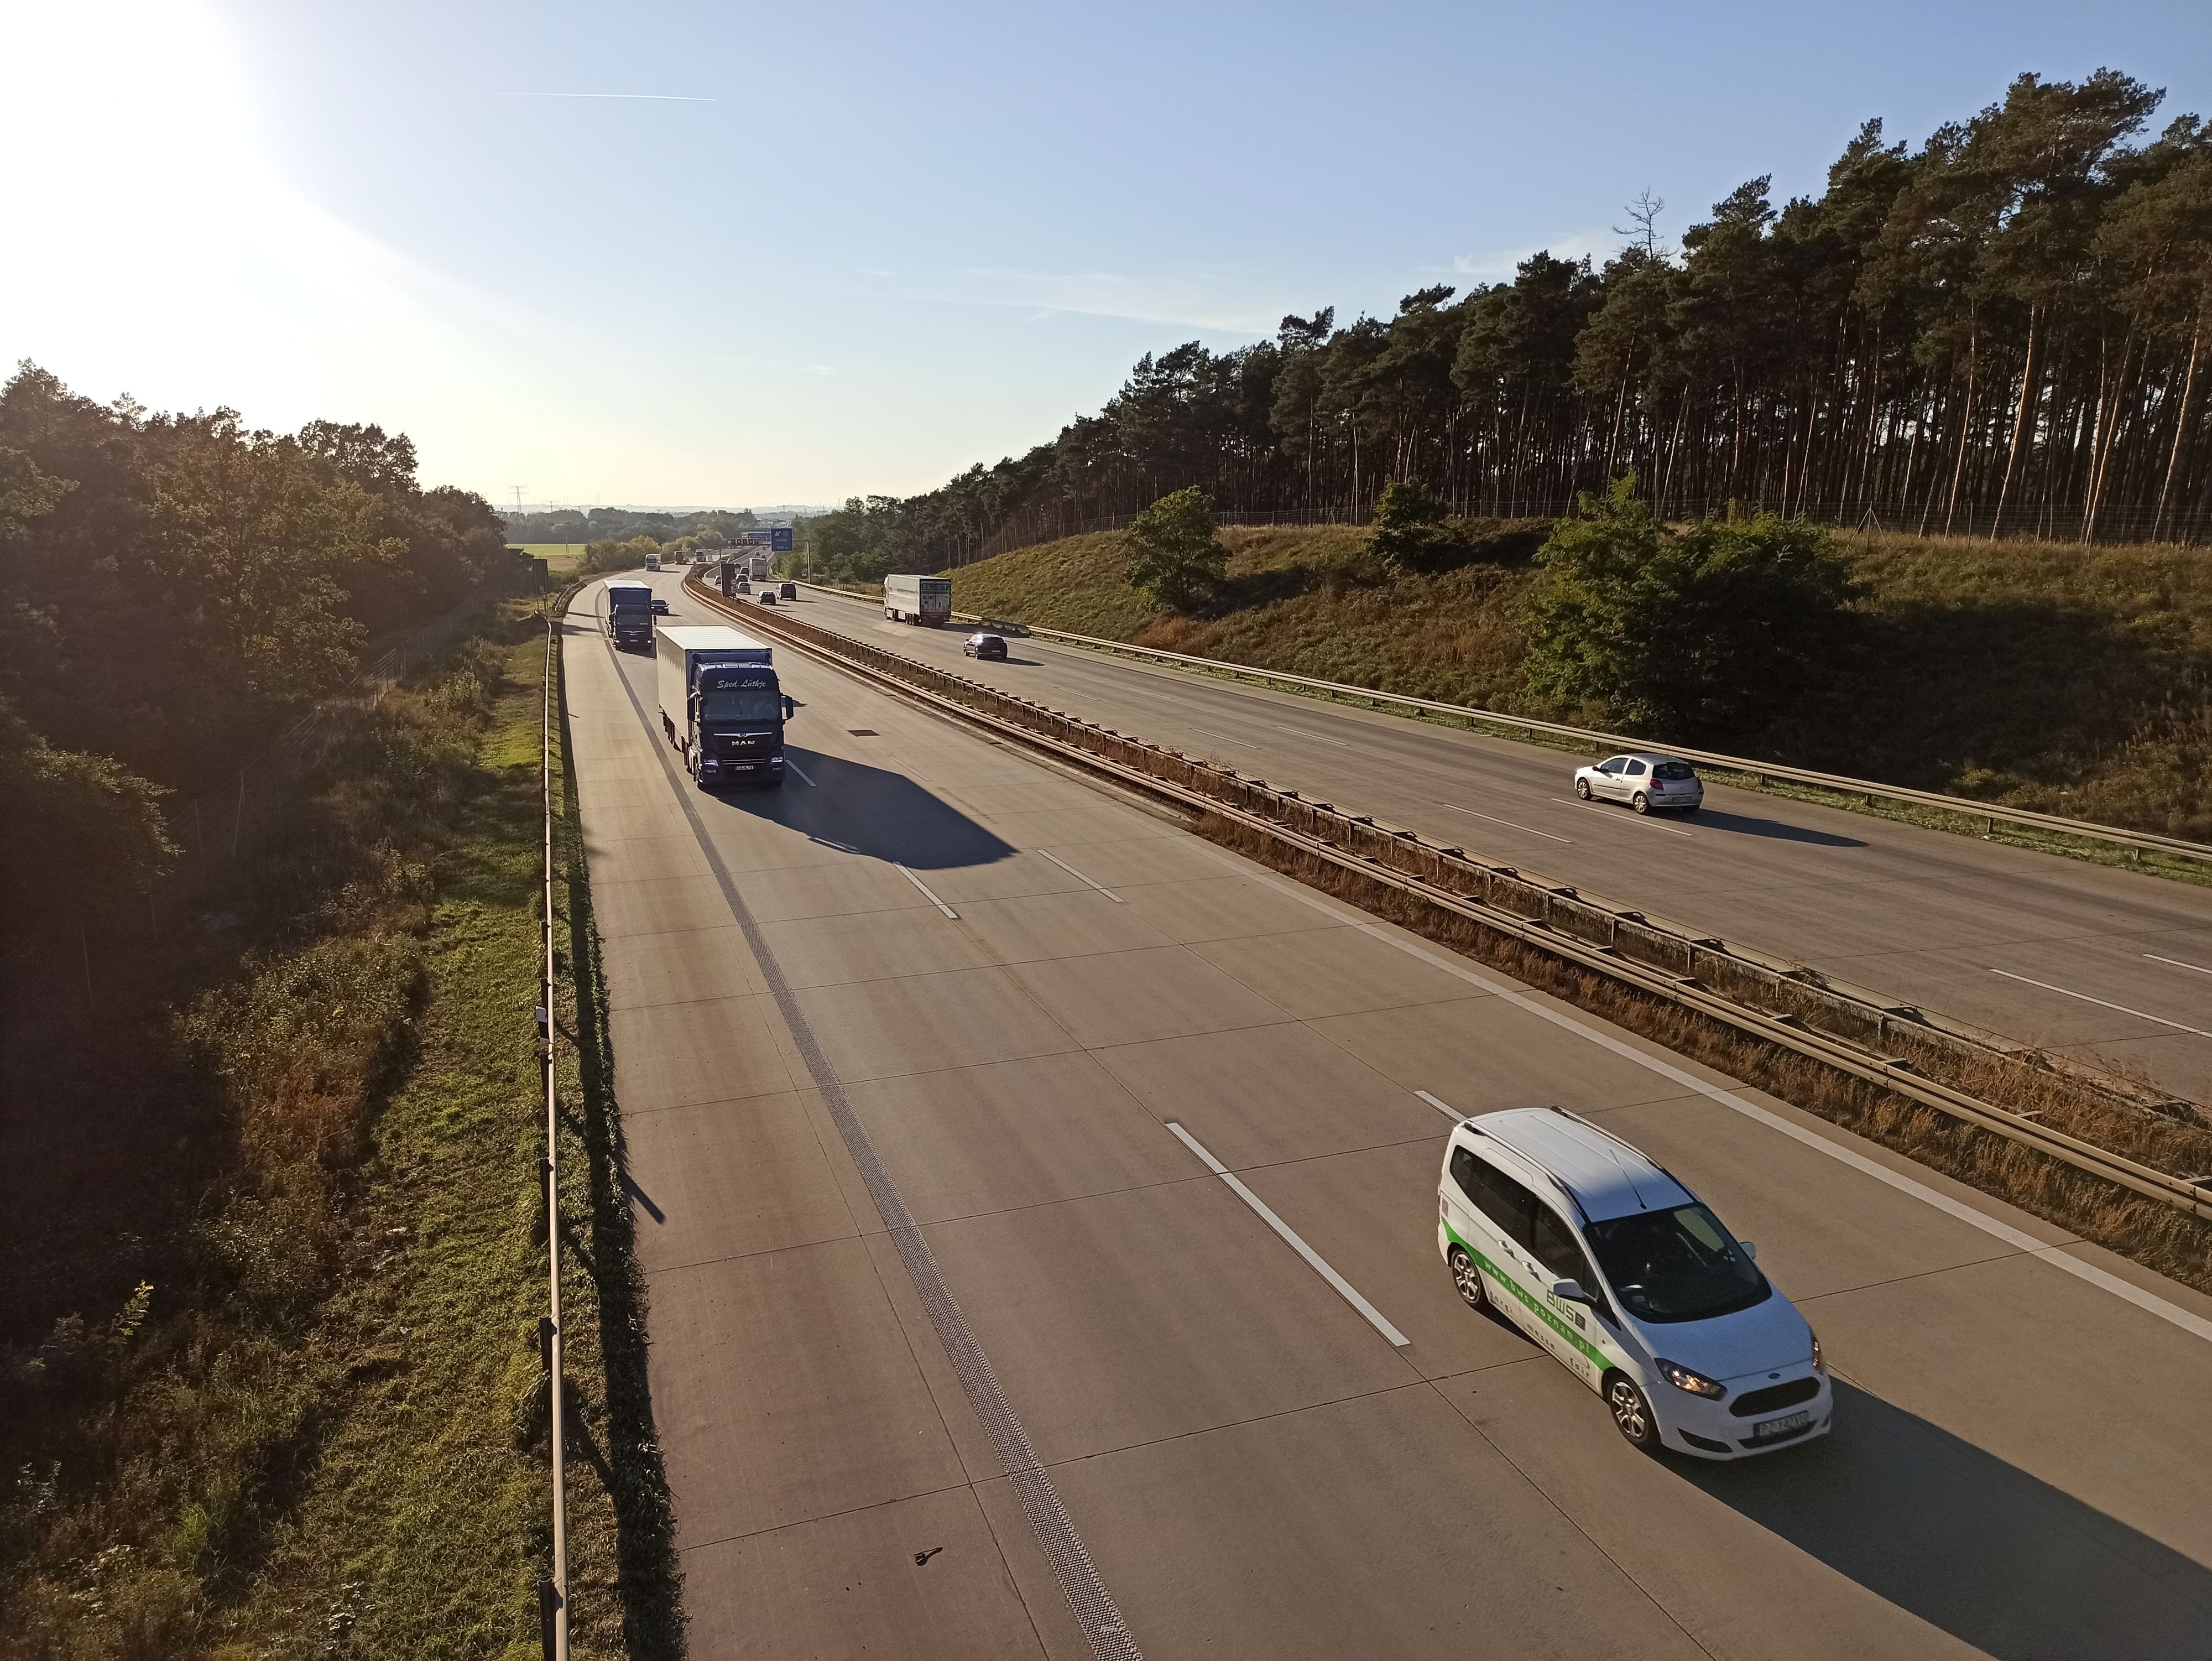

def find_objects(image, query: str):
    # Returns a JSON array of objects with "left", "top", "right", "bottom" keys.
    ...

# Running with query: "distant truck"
[
  {"left": 645, "top": 551, "right": 661, "bottom": 571},
  {"left": 603, "top": 579, "right": 654, "bottom": 652},
  {"left": 655, "top": 625, "right": 793, "bottom": 789},
  {"left": 883, "top": 573, "right": 952, "bottom": 626}
]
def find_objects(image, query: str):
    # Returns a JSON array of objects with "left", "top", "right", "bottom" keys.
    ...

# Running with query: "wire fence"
[{"left": 953, "top": 494, "right": 2212, "bottom": 567}]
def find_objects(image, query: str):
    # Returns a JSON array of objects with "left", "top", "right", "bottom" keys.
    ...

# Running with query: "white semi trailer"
[
  {"left": 655, "top": 625, "right": 791, "bottom": 789},
  {"left": 883, "top": 572, "right": 951, "bottom": 626}
]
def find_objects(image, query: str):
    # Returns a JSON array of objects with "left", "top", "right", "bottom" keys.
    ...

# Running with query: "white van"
[{"left": 1437, "top": 1108, "right": 1830, "bottom": 1459}]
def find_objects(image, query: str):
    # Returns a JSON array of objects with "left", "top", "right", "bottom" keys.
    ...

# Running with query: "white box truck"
[
  {"left": 655, "top": 626, "right": 792, "bottom": 789},
  {"left": 883, "top": 573, "right": 951, "bottom": 626}
]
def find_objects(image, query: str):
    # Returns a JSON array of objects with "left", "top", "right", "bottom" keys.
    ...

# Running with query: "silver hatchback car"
[{"left": 1574, "top": 752, "right": 1703, "bottom": 815}]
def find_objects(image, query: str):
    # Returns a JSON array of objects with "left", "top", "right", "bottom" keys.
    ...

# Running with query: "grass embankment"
[
  {"left": 512, "top": 544, "right": 592, "bottom": 575},
  {"left": 0, "top": 608, "right": 674, "bottom": 1658},
  {"left": 946, "top": 524, "right": 2212, "bottom": 850}
]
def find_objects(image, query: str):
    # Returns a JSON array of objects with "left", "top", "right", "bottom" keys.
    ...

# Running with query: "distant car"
[
  {"left": 757, "top": 589, "right": 778, "bottom": 605},
  {"left": 1574, "top": 752, "right": 1703, "bottom": 815},
  {"left": 651, "top": 597, "right": 670, "bottom": 615},
  {"left": 779, "top": 581, "right": 797, "bottom": 600},
  {"left": 734, "top": 579, "right": 752, "bottom": 594},
  {"left": 963, "top": 632, "right": 1008, "bottom": 660}
]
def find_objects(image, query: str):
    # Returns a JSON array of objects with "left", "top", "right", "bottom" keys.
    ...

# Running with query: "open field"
[
  {"left": 943, "top": 523, "right": 2212, "bottom": 845},
  {"left": 514, "top": 543, "right": 594, "bottom": 575}
]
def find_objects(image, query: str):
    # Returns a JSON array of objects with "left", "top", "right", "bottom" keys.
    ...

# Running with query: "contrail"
[{"left": 481, "top": 91, "right": 716, "bottom": 102}]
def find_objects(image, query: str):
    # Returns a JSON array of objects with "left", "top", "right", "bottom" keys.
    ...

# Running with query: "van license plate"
[{"left": 1751, "top": 1412, "right": 1811, "bottom": 1441}]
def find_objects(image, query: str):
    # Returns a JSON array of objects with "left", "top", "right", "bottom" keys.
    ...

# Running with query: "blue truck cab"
[{"left": 655, "top": 626, "right": 794, "bottom": 789}]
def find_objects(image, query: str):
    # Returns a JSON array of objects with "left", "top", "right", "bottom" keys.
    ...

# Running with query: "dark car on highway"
[
  {"left": 963, "top": 632, "right": 1008, "bottom": 660},
  {"left": 651, "top": 597, "right": 670, "bottom": 615},
  {"left": 779, "top": 581, "right": 797, "bottom": 599}
]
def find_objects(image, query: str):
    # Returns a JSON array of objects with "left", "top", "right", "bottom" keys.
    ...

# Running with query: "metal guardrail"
[
  {"left": 695, "top": 571, "right": 2212, "bottom": 1220},
  {"left": 538, "top": 591, "right": 580, "bottom": 1660},
  {"left": 790, "top": 581, "right": 2212, "bottom": 867}
]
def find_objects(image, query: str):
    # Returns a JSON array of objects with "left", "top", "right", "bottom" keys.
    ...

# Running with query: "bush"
[
  {"left": 1124, "top": 487, "right": 1226, "bottom": 612},
  {"left": 1522, "top": 477, "right": 1858, "bottom": 742}
]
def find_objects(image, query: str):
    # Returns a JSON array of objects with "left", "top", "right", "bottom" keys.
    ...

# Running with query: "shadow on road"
[
  {"left": 1683, "top": 1379, "right": 2212, "bottom": 1659},
  {"left": 1688, "top": 808, "right": 1865, "bottom": 847},
  {"left": 702, "top": 746, "right": 1017, "bottom": 873}
]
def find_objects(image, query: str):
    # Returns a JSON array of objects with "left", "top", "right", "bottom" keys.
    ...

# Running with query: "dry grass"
[{"left": 1192, "top": 813, "right": 2212, "bottom": 1298}]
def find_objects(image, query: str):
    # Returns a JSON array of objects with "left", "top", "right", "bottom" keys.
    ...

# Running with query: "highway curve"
[{"left": 566, "top": 573, "right": 2212, "bottom": 1660}]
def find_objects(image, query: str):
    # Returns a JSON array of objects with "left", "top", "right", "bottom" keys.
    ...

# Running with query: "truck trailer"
[
  {"left": 883, "top": 572, "right": 952, "bottom": 626},
  {"left": 655, "top": 626, "right": 793, "bottom": 789},
  {"left": 603, "top": 579, "right": 654, "bottom": 652}
]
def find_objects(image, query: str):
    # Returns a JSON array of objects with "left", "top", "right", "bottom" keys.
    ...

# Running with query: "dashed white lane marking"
[
  {"left": 1444, "top": 804, "right": 1573, "bottom": 844},
  {"left": 1415, "top": 1089, "right": 1464, "bottom": 1121},
  {"left": 895, "top": 864, "right": 959, "bottom": 918},
  {"left": 2145, "top": 951, "right": 2212, "bottom": 978},
  {"left": 1183, "top": 840, "right": 2212, "bottom": 1349},
  {"left": 1036, "top": 848, "right": 1124, "bottom": 902},
  {"left": 1552, "top": 797, "right": 1695, "bottom": 837},
  {"left": 1270, "top": 722, "right": 1351, "bottom": 748},
  {"left": 1990, "top": 968, "right": 2212, "bottom": 1040},
  {"left": 1165, "top": 1122, "right": 1410, "bottom": 1348},
  {"left": 784, "top": 758, "right": 816, "bottom": 786}
]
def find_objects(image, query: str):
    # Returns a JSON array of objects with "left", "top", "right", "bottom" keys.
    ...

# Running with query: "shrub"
[
  {"left": 1522, "top": 477, "right": 1858, "bottom": 742},
  {"left": 1124, "top": 487, "right": 1226, "bottom": 612}
]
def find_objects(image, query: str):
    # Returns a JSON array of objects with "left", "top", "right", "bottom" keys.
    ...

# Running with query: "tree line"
[
  {"left": 802, "top": 69, "right": 2212, "bottom": 581},
  {"left": 0, "top": 363, "right": 512, "bottom": 943},
  {"left": 501, "top": 504, "right": 767, "bottom": 544}
]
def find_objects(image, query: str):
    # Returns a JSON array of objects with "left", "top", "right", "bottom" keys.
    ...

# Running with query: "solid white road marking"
[
  {"left": 1415, "top": 1089, "right": 1464, "bottom": 1121},
  {"left": 1989, "top": 969, "right": 2212, "bottom": 1040},
  {"left": 895, "top": 864, "right": 959, "bottom": 918},
  {"left": 1166, "top": 1122, "right": 1410, "bottom": 1347},
  {"left": 1444, "top": 804, "right": 1573, "bottom": 844},
  {"left": 2145, "top": 951, "right": 2212, "bottom": 978},
  {"left": 1036, "top": 848, "right": 1124, "bottom": 901},
  {"left": 1553, "top": 797, "right": 1695, "bottom": 837},
  {"left": 784, "top": 758, "right": 816, "bottom": 786},
  {"left": 1185, "top": 840, "right": 2212, "bottom": 1348}
]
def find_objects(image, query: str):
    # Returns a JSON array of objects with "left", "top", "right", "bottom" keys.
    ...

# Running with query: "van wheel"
[
  {"left": 1447, "top": 1246, "right": 1488, "bottom": 1314},
  {"left": 1574, "top": 777, "right": 1593, "bottom": 800},
  {"left": 1631, "top": 792, "right": 1650, "bottom": 814},
  {"left": 1604, "top": 1373, "right": 1660, "bottom": 1454}
]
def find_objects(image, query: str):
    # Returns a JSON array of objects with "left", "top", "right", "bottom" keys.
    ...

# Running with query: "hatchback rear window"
[{"left": 1653, "top": 762, "right": 1697, "bottom": 781}]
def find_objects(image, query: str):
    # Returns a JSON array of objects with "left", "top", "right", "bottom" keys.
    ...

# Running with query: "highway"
[
  {"left": 761, "top": 580, "right": 2212, "bottom": 1107},
  {"left": 567, "top": 571, "right": 2212, "bottom": 1659}
]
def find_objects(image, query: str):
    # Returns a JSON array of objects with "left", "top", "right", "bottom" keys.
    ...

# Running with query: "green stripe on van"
[{"left": 1445, "top": 1222, "right": 1613, "bottom": 1373}]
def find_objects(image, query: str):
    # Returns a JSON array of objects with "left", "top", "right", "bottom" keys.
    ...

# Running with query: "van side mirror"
[
  {"left": 782, "top": 695, "right": 795, "bottom": 718},
  {"left": 1549, "top": 1278, "right": 1590, "bottom": 1304},
  {"left": 1739, "top": 1242, "right": 1757, "bottom": 1261}
]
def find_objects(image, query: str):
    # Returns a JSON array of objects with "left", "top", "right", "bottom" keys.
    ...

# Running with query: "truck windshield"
[
  {"left": 700, "top": 687, "right": 782, "bottom": 723},
  {"left": 1582, "top": 1204, "right": 1770, "bottom": 1324}
]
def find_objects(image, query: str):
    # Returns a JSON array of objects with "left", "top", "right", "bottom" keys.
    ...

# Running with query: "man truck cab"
[
  {"left": 1438, "top": 1107, "right": 1829, "bottom": 1459},
  {"left": 655, "top": 626, "right": 794, "bottom": 789}
]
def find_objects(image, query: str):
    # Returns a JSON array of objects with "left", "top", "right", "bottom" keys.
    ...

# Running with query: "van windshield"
[{"left": 1582, "top": 1204, "right": 1770, "bottom": 1324}]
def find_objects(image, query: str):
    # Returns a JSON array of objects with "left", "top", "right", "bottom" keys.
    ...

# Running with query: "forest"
[
  {"left": 803, "top": 70, "right": 2212, "bottom": 579},
  {"left": 0, "top": 363, "right": 513, "bottom": 944}
]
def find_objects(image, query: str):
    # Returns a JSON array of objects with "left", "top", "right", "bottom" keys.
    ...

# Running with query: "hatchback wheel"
[
  {"left": 1448, "top": 1246, "right": 1488, "bottom": 1313},
  {"left": 1631, "top": 792, "right": 1650, "bottom": 814},
  {"left": 1605, "top": 1374, "right": 1660, "bottom": 1452},
  {"left": 1574, "top": 778, "right": 1593, "bottom": 800}
]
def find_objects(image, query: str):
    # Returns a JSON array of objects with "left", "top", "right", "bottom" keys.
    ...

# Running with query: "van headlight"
[{"left": 1656, "top": 1358, "right": 1728, "bottom": 1400}]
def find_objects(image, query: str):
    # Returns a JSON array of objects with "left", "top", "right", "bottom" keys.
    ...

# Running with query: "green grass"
[
  {"left": 945, "top": 523, "right": 2212, "bottom": 853},
  {"left": 0, "top": 611, "right": 670, "bottom": 1658},
  {"left": 513, "top": 543, "right": 593, "bottom": 575}
]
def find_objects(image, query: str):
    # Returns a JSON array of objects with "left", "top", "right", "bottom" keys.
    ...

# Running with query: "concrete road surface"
[
  {"left": 764, "top": 579, "right": 2212, "bottom": 1106},
  {"left": 565, "top": 576, "right": 2212, "bottom": 1660}
]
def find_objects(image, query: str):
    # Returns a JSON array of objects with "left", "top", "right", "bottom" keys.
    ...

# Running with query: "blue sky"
[{"left": 4, "top": 1, "right": 2207, "bottom": 508}]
